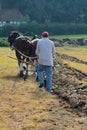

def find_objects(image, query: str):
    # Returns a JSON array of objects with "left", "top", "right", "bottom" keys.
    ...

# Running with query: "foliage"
[
  {"left": 0, "top": 0, "right": 87, "bottom": 24},
  {"left": 1, "top": 23, "right": 87, "bottom": 37},
  {"left": 0, "top": 0, "right": 87, "bottom": 36}
]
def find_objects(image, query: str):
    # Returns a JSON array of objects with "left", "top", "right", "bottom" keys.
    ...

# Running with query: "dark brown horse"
[{"left": 8, "top": 31, "right": 38, "bottom": 80}]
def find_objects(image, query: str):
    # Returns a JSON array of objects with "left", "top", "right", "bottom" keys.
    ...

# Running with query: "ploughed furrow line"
[
  {"left": 53, "top": 53, "right": 87, "bottom": 116},
  {"left": 56, "top": 52, "right": 87, "bottom": 65}
]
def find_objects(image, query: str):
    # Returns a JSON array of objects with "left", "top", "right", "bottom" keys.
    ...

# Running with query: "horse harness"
[{"left": 8, "top": 44, "right": 38, "bottom": 65}]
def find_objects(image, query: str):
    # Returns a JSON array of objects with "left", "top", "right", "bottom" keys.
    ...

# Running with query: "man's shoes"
[
  {"left": 39, "top": 83, "right": 44, "bottom": 88},
  {"left": 36, "top": 75, "right": 39, "bottom": 82},
  {"left": 46, "top": 89, "right": 54, "bottom": 93},
  {"left": 44, "top": 79, "right": 46, "bottom": 87}
]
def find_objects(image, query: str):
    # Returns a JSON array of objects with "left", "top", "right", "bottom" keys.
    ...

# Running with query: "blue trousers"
[{"left": 36, "top": 64, "right": 52, "bottom": 92}]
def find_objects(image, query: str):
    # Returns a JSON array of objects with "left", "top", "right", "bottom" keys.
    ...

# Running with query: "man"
[{"left": 35, "top": 31, "right": 56, "bottom": 93}]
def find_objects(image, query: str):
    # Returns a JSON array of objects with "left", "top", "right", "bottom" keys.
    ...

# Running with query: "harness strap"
[
  {"left": 8, "top": 55, "right": 35, "bottom": 64},
  {"left": 13, "top": 46, "right": 38, "bottom": 60}
]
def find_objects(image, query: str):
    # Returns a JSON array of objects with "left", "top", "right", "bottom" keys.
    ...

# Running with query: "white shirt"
[{"left": 35, "top": 37, "right": 55, "bottom": 66}]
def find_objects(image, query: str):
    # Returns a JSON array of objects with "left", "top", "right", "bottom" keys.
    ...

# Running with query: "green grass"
[
  {"left": 51, "top": 34, "right": 87, "bottom": 40},
  {"left": 0, "top": 37, "right": 8, "bottom": 43},
  {"left": 0, "top": 37, "right": 9, "bottom": 47}
]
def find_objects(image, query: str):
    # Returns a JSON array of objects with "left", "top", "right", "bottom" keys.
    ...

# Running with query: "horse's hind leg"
[
  {"left": 19, "top": 62, "right": 24, "bottom": 77},
  {"left": 24, "top": 63, "right": 29, "bottom": 80},
  {"left": 26, "top": 63, "right": 29, "bottom": 76},
  {"left": 16, "top": 52, "right": 24, "bottom": 78}
]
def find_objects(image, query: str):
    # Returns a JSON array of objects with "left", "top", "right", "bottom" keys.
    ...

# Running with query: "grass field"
[
  {"left": 56, "top": 46, "right": 87, "bottom": 61},
  {"left": 56, "top": 46, "right": 87, "bottom": 74},
  {"left": 0, "top": 47, "right": 87, "bottom": 130},
  {"left": 0, "top": 47, "right": 17, "bottom": 78},
  {"left": 1, "top": 46, "right": 87, "bottom": 77},
  {"left": 51, "top": 34, "right": 87, "bottom": 40}
]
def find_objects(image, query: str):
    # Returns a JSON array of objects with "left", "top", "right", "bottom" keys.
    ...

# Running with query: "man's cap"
[{"left": 42, "top": 31, "right": 49, "bottom": 37}]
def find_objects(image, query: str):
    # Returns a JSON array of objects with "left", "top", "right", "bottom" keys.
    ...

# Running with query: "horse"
[{"left": 8, "top": 31, "right": 39, "bottom": 80}]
